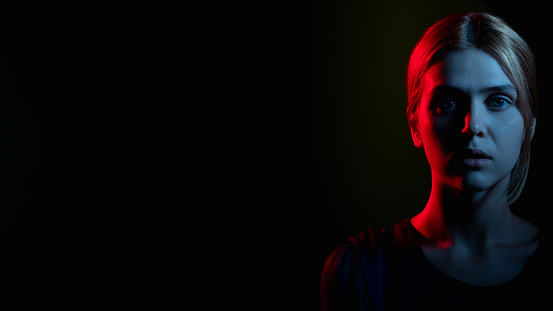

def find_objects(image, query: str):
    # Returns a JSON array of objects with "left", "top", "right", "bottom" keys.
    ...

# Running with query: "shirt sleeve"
[
  {"left": 321, "top": 228, "right": 393, "bottom": 311},
  {"left": 320, "top": 241, "right": 369, "bottom": 311}
]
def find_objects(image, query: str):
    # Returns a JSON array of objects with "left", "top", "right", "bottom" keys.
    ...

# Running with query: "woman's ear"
[
  {"left": 530, "top": 117, "right": 536, "bottom": 140},
  {"left": 409, "top": 113, "right": 423, "bottom": 148}
]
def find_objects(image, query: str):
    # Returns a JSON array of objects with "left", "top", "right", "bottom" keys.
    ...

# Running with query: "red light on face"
[{"left": 412, "top": 49, "right": 524, "bottom": 193}]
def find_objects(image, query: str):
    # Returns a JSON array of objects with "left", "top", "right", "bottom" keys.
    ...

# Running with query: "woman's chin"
[{"left": 449, "top": 172, "right": 509, "bottom": 194}]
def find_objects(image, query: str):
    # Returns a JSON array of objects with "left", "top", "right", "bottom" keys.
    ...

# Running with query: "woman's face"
[{"left": 411, "top": 49, "right": 531, "bottom": 193}]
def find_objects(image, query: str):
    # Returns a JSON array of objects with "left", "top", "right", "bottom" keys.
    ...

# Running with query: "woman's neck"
[{"left": 411, "top": 170, "right": 516, "bottom": 250}]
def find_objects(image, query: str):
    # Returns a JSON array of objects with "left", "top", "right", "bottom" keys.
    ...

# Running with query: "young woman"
[{"left": 321, "top": 12, "right": 552, "bottom": 310}]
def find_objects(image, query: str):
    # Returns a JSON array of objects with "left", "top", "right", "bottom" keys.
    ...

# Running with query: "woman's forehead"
[{"left": 422, "top": 49, "right": 514, "bottom": 97}]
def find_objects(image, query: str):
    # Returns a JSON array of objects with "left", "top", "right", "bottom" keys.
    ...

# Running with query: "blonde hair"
[{"left": 406, "top": 12, "right": 538, "bottom": 204}]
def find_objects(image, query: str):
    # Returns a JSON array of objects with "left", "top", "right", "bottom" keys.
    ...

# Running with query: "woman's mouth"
[
  {"left": 462, "top": 158, "right": 490, "bottom": 167},
  {"left": 455, "top": 149, "right": 492, "bottom": 168}
]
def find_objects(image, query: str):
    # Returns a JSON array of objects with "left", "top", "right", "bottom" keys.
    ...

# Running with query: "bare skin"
[
  {"left": 410, "top": 49, "right": 538, "bottom": 287},
  {"left": 411, "top": 176, "right": 538, "bottom": 286}
]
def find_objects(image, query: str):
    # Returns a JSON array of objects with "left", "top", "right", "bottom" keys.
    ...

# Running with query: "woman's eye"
[
  {"left": 435, "top": 99, "right": 456, "bottom": 113},
  {"left": 487, "top": 97, "right": 511, "bottom": 109}
]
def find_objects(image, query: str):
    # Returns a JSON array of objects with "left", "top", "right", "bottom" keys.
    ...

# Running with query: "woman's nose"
[{"left": 461, "top": 109, "right": 484, "bottom": 137}]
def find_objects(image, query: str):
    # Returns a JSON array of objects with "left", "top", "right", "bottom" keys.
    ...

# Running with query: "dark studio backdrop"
[
  {"left": 0, "top": 5, "right": 125, "bottom": 287},
  {"left": 0, "top": 4, "right": 181, "bottom": 302},
  {"left": 0, "top": 2, "right": 240, "bottom": 305},
  {"left": 255, "top": 0, "right": 553, "bottom": 310},
  {"left": 0, "top": 10, "right": 65, "bottom": 251}
]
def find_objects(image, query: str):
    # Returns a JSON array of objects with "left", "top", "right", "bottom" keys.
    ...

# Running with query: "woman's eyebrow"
[
  {"left": 429, "top": 84, "right": 516, "bottom": 97},
  {"left": 429, "top": 85, "right": 467, "bottom": 98},
  {"left": 480, "top": 84, "right": 517, "bottom": 93}
]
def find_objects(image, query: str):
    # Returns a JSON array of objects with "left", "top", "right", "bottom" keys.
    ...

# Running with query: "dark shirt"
[{"left": 321, "top": 219, "right": 553, "bottom": 310}]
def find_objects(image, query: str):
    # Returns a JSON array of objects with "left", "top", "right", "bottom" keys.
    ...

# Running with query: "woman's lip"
[
  {"left": 462, "top": 158, "right": 490, "bottom": 168},
  {"left": 452, "top": 149, "right": 492, "bottom": 168},
  {"left": 457, "top": 148, "right": 492, "bottom": 159},
  {"left": 464, "top": 148, "right": 492, "bottom": 159}
]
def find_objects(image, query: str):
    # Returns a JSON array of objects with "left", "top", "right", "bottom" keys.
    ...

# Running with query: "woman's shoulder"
[
  {"left": 321, "top": 219, "right": 419, "bottom": 309},
  {"left": 321, "top": 218, "right": 418, "bottom": 278},
  {"left": 346, "top": 218, "right": 418, "bottom": 250}
]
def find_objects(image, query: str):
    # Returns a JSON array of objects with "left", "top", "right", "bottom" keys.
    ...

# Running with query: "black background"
[{"left": 0, "top": 4, "right": 180, "bottom": 304}]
